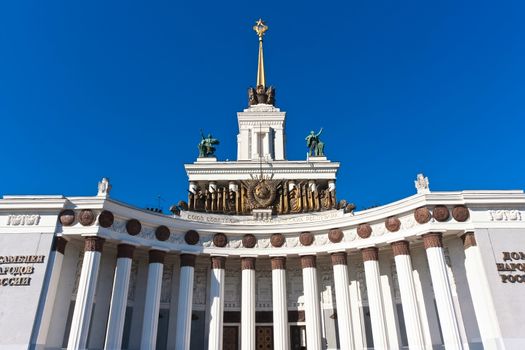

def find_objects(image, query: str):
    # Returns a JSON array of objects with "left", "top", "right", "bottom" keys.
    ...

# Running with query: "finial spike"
[{"left": 253, "top": 19, "right": 268, "bottom": 88}]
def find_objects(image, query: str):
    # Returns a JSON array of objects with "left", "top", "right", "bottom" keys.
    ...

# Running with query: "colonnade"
[{"left": 45, "top": 231, "right": 494, "bottom": 350}]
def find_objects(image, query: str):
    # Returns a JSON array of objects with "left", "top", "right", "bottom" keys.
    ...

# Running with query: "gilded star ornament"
[{"left": 253, "top": 18, "right": 268, "bottom": 38}]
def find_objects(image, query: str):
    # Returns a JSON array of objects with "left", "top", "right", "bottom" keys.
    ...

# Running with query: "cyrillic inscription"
[{"left": 0, "top": 255, "right": 45, "bottom": 287}]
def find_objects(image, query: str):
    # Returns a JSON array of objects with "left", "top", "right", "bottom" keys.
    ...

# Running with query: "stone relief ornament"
[
  {"left": 97, "top": 177, "right": 111, "bottom": 197},
  {"left": 155, "top": 226, "right": 170, "bottom": 241},
  {"left": 125, "top": 219, "right": 142, "bottom": 235},
  {"left": 270, "top": 233, "right": 285, "bottom": 247},
  {"left": 489, "top": 210, "right": 522, "bottom": 221},
  {"left": 328, "top": 228, "right": 344, "bottom": 243},
  {"left": 7, "top": 214, "right": 40, "bottom": 226},
  {"left": 242, "top": 234, "right": 257, "bottom": 248},
  {"left": 98, "top": 210, "right": 114, "bottom": 228},
  {"left": 58, "top": 210, "right": 75, "bottom": 226},
  {"left": 414, "top": 173, "right": 430, "bottom": 194},
  {"left": 452, "top": 205, "right": 469, "bottom": 222},
  {"left": 228, "top": 238, "right": 242, "bottom": 249},
  {"left": 371, "top": 223, "right": 386, "bottom": 237},
  {"left": 385, "top": 217, "right": 401, "bottom": 232},
  {"left": 257, "top": 238, "right": 271, "bottom": 248},
  {"left": 184, "top": 230, "right": 200, "bottom": 245},
  {"left": 433, "top": 205, "right": 450, "bottom": 222},
  {"left": 287, "top": 236, "right": 300, "bottom": 248},
  {"left": 414, "top": 207, "right": 431, "bottom": 224},
  {"left": 344, "top": 229, "right": 357, "bottom": 242},
  {"left": 213, "top": 233, "right": 228, "bottom": 247},
  {"left": 401, "top": 216, "right": 416, "bottom": 230},
  {"left": 78, "top": 209, "right": 95, "bottom": 226},
  {"left": 242, "top": 178, "right": 279, "bottom": 209},
  {"left": 357, "top": 223, "right": 372, "bottom": 239},
  {"left": 299, "top": 232, "right": 314, "bottom": 246}
]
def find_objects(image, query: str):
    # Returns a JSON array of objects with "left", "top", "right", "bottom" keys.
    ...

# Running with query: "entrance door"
[
  {"left": 256, "top": 326, "right": 273, "bottom": 349},
  {"left": 223, "top": 326, "right": 239, "bottom": 350},
  {"left": 290, "top": 326, "right": 306, "bottom": 350}
]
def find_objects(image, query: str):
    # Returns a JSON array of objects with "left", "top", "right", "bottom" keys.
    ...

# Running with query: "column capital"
[
  {"left": 461, "top": 232, "right": 477, "bottom": 249},
  {"left": 301, "top": 255, "right": 317, "bottom": 269},
  {"left": 422, "top": 232, "right": 443, "bottom": 249},
  {"left": 361, "top": 247, "right": 379, "bottom": 261},
  {"left": 271, "top": 256, "right": 286, "bottom": 270},
  {"left": 241, "top": 257, "right": 256, "bottom": 270},
  {"left": 149, "top": 250, "right": 166, "bottom": 264},
  {"left": 84, "top": 236, "right": 105, "bottom": 252},
  {"left": 53, "top": 236, "right": 68, "bottom": 255},
  {"left": 117, "top": 244, "right": 135, "bottom": 259},
  {"left": 330, "top": 252, "right": 348, "bottom": 266},
  {"left": 180, "top": 254, "right": 197, "bottom": 267},
  {"left": 391, "top": 240, "right": 410, "bottom": 256},
  {"left": 211, "top": 256, "right": 226, "bottom": 269}
]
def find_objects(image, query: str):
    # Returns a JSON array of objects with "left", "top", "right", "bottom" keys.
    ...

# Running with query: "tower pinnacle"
[{"left": 253, "top": 19, "right": 268, "bottom": 88}]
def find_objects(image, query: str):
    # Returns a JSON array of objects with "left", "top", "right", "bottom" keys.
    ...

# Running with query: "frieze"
[
  {"left": 256, "top": 238, "right": 271, "bottom": 248},
  {"left": 7, "top": 214, "right": 40, "bottom": 226},
  {"left": 180, "top": 210, "right": 342, "bottom": 224},
  {"left": 489, "top": 210, "right": 522, "bottom": 221}
]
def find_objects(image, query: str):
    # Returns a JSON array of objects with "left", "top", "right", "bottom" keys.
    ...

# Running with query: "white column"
[
  {"left": 241, "top": 257, "right": 256, "bottom": 350},
  {"left": 67, "top": 237, "right": 105, "bottom": 350},
  {"left": 271, "top": 257, "right": 290, "bottom": 350},
  {"left": 175, "top": 254, "right": 196, "bottom": 350},
  {"left": 423, "top": 233, "right": 463, "bottom": 350},
  {"left": 391, "top": 241, "right": 426, "bottom": 349},
  {"left": 104, "top": 244, "right": 135, "bottom": 350},
  {"left": 301, "top": 255, "right": 322, "bottom": 350},
  {"left": 208, "top": 256, "right": 226, "bottom": 350},
  {"left": 32, "top": 237, "right": 67, "bottom": 348},
  {"left": 461, "top": 232, "right": 504, "bottom": 349},
  {"left": 140, "top": 250, "right": 166, "bottom": 350},
  {"left": 361, "top": 247, "right": 389, "bottom": 350},
  {"left": 330, "top": 252, "right": 354, "bottom": 350}
]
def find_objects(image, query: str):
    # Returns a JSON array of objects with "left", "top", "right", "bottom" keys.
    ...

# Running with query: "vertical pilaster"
[
  {"left": 422, "top": 233, "right": 463, "bottom": 350},
  {"left": 391, "top": 241, "right": 426, "bottom": 349},
  {"left": 330, "top": 252, "right": 354, "bottom": 350},
  {"left": 361, "top": 247, "right": 389, "bottom": 350},
  {"left": 140, "top": 250, "right": 166, "bottom": 350},
  {"left": 32, "top": 237, "right": 68, "bottom": 348},
  {"left": 241, "top": 257, "right": 256, "bottom": 350},
  {"left": 175, "top": 254, "right": 197, "bottom": 350},
  {"left": 271, "top": 257, "right": 290, "bottom": 350},
  {"left": 67, "top": 237, "right": 105, "bottom": 350},
  {"left": 301, "top": 255, "right": 322, "bottom": 350},
  {"left": 461, "top": 232, "right": 503, "bottom": 349},
  {"left": 208, "top": 256, "right": 226, "bottom": 350},
  {"left": 104, "top": 244, "right": 135, "bottom": 350}
]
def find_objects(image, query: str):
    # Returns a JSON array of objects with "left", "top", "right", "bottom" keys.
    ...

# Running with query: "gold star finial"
[{"left": 253, "top": 18, "right": 268, "bottom": 40}]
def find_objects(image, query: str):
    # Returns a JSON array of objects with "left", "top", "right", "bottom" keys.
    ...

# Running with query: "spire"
[{"left": 253, "top": 18, "right": 268, "bottom": 88}]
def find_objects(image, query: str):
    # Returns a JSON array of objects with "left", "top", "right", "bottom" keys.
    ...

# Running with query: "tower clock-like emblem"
[{"left": 243, "top": 178, "right": 279, "bottom": 209}]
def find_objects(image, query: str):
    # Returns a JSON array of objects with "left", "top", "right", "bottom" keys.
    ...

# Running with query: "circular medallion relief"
[
  {"left": 433, "top": 205, "right": 450, "bottom": 222},
  {"left": 299, "top": 232, "right": 314, "bottom": 246},
  {"left": 213, "top": 233, "right": 228, "bottom": 247},
  {"left": 414, "top": 207, "right": 431, "bottom": 224},
  {"left": 328, "top": 228, "right": 344, "bottom": 243},
  {"left": 357, "top": 224, "right": 372, "bottom": 239},
  {"left": 242, "top": 234, "right": 256, "bottom": 248},
  {"left": 98, "top": 210, "right": 114, "bottom": 228},
  {"left": 78, "top": 209, "right": 95, "bottom": 226},
  {"left": 185, "top": 230, "right": 200, "bottom": 245},
  {"left": 59, "top": 209, "right": 75, "bottom": 226},
  {"left": 126, "top": 219, "right": 141, "bottom": 236},
  {"left": 155, "top": 226, "right": 170, "bottom": 241},
  {"left": 385, "top": 217, "right": 401, "bottom": 232},
  {"left": 270, "top": 233, "right": 285, "bottom": 247},
  {"left": 452, "top": 205, "right": 469, "bottom": 222}
]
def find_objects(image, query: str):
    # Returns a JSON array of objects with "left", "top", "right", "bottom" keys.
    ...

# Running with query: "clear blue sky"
[{"left": 1, "top": 1, "right": 524, "bottom": 211}]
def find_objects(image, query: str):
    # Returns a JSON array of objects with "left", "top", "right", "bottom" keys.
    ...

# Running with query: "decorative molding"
[
  {"left": 461, "top": 232, "right": 477, "bottom": 249},
  {"left": 84, "top": 236, "right": 105, "bottom": 252},
  {"left": 117, "top": 244, "right": 135, "bottom": 259},
  {"left": 98, "top": 210, "right": 114, "bottom": 228},
  {"left": 213, "top": 233, "right": 228, "bottom": 247},
  {"left": 241, "top": 257, "right": 256, "bottom": 270},
  {"left": 242, "top": 234, "right": 256, "bottom": 248},
  {"left": 452, "top": 205, "right": 469, "bottom": 222},
  {"left": 7, "top": 214, "right": 41, "bottom": 226},
  {"left": 414, "top": 207, "right": 431, "bottom": 224},
  {"left": 385, "top": 217, "right": 401, "bottom": 232},
  {"left": 271, "top": 257, "right": 286, "bottom": 270},
  {"left": 299, "top": 232, "right": 314, "bottom": 246},
  {"left": 391, "top": 240, "right": 410, "bottom": 256},
  {"left": 184, "top": 230, "right": 200, "bottom": 245},
  {"left": 328, "top": 228, "right": 344, "bottom": 243},
  {"left": 126, "top": 219, "right": 141, "bottom": 235},
  {"left": 155, "top": 225, "right": 170, "bottom": 241},
  {"left": 301, "top": 255, "right": 317, "bottom": 269},
  {"left": 58, "top": 210, "right": 75, "bottom": 226},
  {"left": 330, "top": 252, "right": 347, "bottom": 265},
  {"left": 489, "top": 210, "right": 522, "bottom": 221},
  {"left": 433, "top": 205, "right": 450, "bottom": 222},
  {"left": 211, "top": 256, "right": 226, "bottom": 269},
  {"left": 270, "top": 233, "right": 285, "bottom": 247},
  {"left": 180, "top": 254, "right": 197, "bottom": 267},
  {"left": 148, "top": 250, "right": 166, "bottom": 264},
  {"left": 357, "top": 223, "right": 372, "bottom": 239},
  {"left": 361, "top": 247, "right": 379, "bottom": 261},
  {"left": 257, "top": 238, "right": 271, "bottom": 248},
  {"left": 422, "top": 232, "right": 443, "bottom": 249},
  {"left": 78, "top": 209, "right": 95, "bottom": 226}
]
